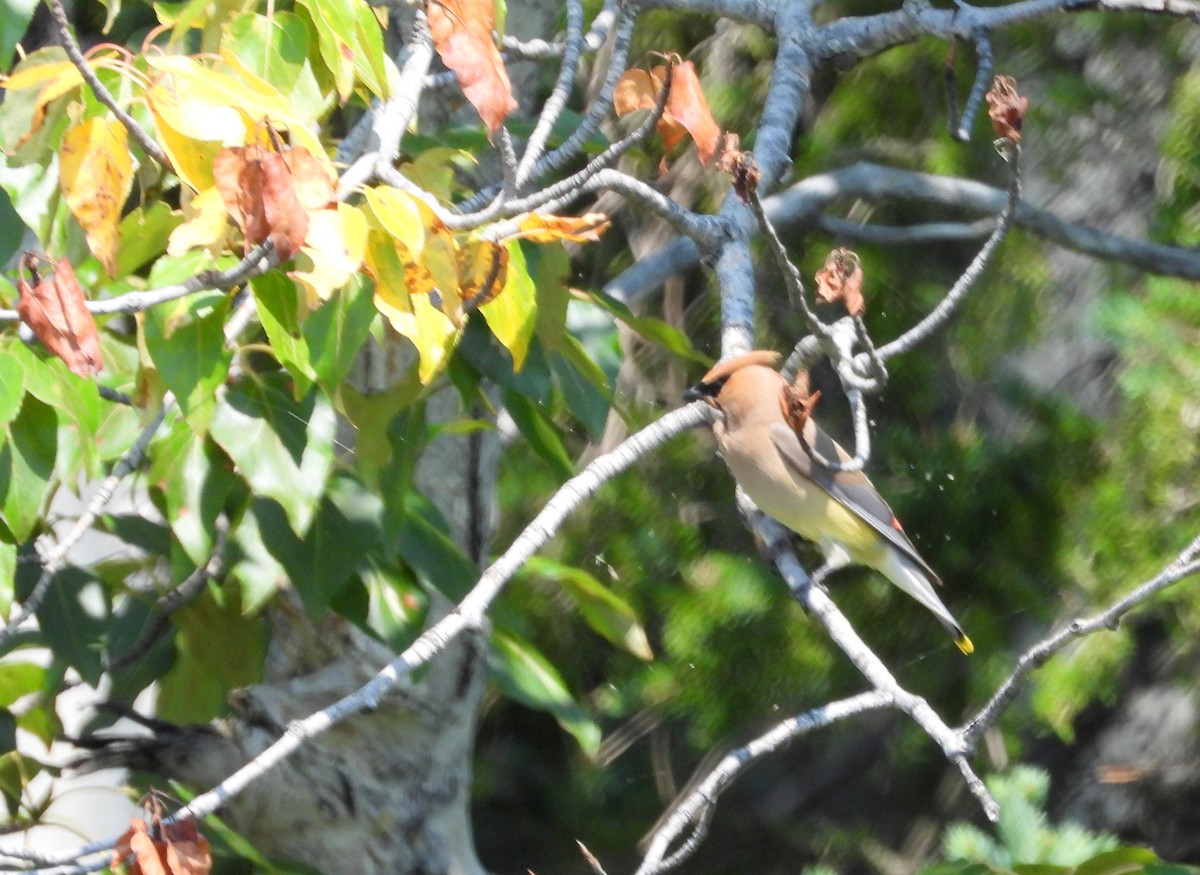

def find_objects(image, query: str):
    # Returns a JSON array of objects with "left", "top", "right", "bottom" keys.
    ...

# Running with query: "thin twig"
[
  {"left": 128, "top": 404, "right": 713, "bottom": 831},
  {"left": 513, "top": 0, "right": 585, "bottom": 189},
  {"left": 103, "top": 521, "right": 229, "bottom": 677},
  {"left": 455, "top": 2, "right": 639, "bottom": 214},
  {"left": 874, "top": 140, "right": 1021, "bottom": 361},
  {"left": 962, "top": 533, "right": 1200, "bottom": 748},
  {"left": 635, "top": 691, "right": 892, "bottom": 875},
  {"left": 953, "top": 30, "right": 994, "bottom": 141},
  {"left": 0, "top": 244, "right": 274, "bottom": 322},
  {"left": 0, "top": 406, "right": 169, "bottom": 650},
  {"left": 47, "top": 0, "right": 168, "bottom": 167}
]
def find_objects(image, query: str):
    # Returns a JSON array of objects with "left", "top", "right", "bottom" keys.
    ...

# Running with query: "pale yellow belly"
[{"left": 721, "top": 431, "right": 885, "bottom": 568}]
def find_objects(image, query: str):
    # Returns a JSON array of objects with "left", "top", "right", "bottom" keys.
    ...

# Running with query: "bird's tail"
[{"left": 879, "top": 549, "right": 974, "bottom": 655}]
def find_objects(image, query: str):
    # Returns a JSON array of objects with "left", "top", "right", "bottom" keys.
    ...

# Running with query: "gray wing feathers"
[{"left": 768, "top": 422, "right": 942, "bottom": 585}]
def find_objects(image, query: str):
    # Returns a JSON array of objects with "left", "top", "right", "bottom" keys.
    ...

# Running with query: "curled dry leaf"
[
  {"left": 614, "top": 60, "right": 721, "bottom": 166},
  {"left": 985, "top": 75, "right": 1028, "bottom": 144},
  {"left": 428, "top": 0, "right": 518, "bottom": 138},
  {"left": 780, "top": 370, "right": 822, "bottom": 437},
  {"left": 112, "top": 794, "right": 212, "bottom": 875},
  {"left": 715, "top": 136, "right": 759, "bottom": 201},
  {"left": 16, "top": 252, "right": 103, "bottom": 377},
  {"left": 213, "top": 137, "right": 335, "bottom": 261},
  {"left": 512, "top": 212, "right": 611, "bottom": 243},
  {"left": 813, "top": 248, "right": 865, "bottom": 317}
]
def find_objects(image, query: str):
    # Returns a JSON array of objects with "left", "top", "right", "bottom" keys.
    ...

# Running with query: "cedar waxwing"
[{"left": 687, "top": 350, "right": 973, "bottom": 654}]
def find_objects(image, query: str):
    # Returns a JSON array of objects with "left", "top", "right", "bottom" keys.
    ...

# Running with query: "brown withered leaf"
[
  {"left": 213, "top": 139, "right": 333, "bottom": 260},
  {"left": 985, "top": 75, "right": 1028, "bottom": 143},
  {"left": 614, "top": 61, "right": 722, "bottom": 166},
  {"left": 428, "top": 0, "right": 517, "bottom": 138},
  {"left": 666, "top": 60, "right": 720, "bottom": 166},
  {"left": 780, "top": 371, "right": 821, "bottom": 436},
  {"left": 16, "top": 252, "right": 103, "bottom": 377},
  {"left": 112, "top": 795, "right": 212, "bottom": 875},
  {"left": 813, "top": 248, "right": 865, "bottom": 317}
]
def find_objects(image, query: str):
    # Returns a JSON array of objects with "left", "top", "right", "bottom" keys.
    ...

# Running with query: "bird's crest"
[{"left": 698, "top": 350, "right": 782, "bottom": 385}]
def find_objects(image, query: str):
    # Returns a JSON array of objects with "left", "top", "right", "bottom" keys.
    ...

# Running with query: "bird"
[{"left": 685, "top": 349, "right": 973, "bottom": 654}]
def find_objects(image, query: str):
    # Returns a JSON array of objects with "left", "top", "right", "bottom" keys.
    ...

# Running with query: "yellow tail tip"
[{"left": 956, "top": 634, "right": 975, "bottom": 655}]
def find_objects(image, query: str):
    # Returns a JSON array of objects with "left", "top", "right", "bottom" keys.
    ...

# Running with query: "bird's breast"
[{"left": 719, "top": 426, "right": 884, "bottom": 564}]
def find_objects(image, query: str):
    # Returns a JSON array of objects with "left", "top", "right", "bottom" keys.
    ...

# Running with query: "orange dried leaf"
[
  {"left": 16, "top": 253, "right": 103, "bottom": 377},
  {"left": 614, "top": 62, "right": 720, "bottom": 165},
  {"left": 59, "top": 118, "right": 134, "bottom": 277},
  {"left": 813, "top": 248, "right": 865, "bottom": 317},
  {"left": 666, "top": 61, "right": 720, "bottom": 166},
  {"left": 985, "top": 75, "right": 1028, "bottom": 143},
  {"left": 129, "top": 830, "right": 170, "bottom": 875},
  {"left": 513, "top": 212, "right": 611, "bottom": 243},
  {"left": 613, "top": 67, "right": 665, "bottom": 116},
  {"left": 164, "top": 836, "right": 212, "bottom": 875},
  {"left": 428, "top": 0, "right": 517, "bottom": 137}
]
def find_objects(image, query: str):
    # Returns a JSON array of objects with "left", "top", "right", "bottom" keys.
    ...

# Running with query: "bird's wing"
[{"left": 768, "top": 421, "right": 942, "bottom": 585}]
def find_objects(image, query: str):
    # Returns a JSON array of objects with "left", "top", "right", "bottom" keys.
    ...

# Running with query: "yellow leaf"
[
  {"left": 292, "top": 203, "right": 368, "bottom": 303},
  {"left": 147, "top": 54, "right": 294, "bottom": 120},
  {"left": 373, "top": 288, "right": 458, "bottom": 385},
  {"left": 2, "top": 58, "right": 84, "bottom": 141},
  {"left": 512, "top": 211, "right": 611, "bottom": 243},
  {"left": 479, "top": 240, "right": 536, "bottom": 370},
  {"left": 167, "top": 187, "right": 230, "bottom": 256},
  {"left": 362, "top": 186, "right": 426, "bottom": 255},
  {"left": 59, "top": 118, "right": 134, "bottom": 277},
  {"left": 145, "top": 82, "right": 241, "bottom": 191}
]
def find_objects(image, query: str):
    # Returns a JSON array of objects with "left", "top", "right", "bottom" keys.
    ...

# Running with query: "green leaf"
[
  {"left": 0, "top": 752, "right": 44, "bottom": 820},
  {"left": 479, "top": 241, "right": 537, "bottom": 371},
  {"left": 0, "top": 663, "right": 45, "bottom": 709},
  {"left": 228, "top": 503, "right": 290, "bottom": 615},
  {"left": 36, "top": 567, "right": 108, "bottom": 686},
  {"left": 224, "top": 11, "right": 326, "bottom": 120},
  {"left": 501, "top": 388, "right": 574, "bottom": 479},
  {"left": 523, "top": 556, "right": 652, "bottom": 659},
  {"left": 586, "top": 288, "right": 710, "bottom": 364},
  {"left": 0, "top": 394, "right": 57, "bottom": 542},
  {"left": 303, "top": 276, "right": 377, "bottom": 395},
  {"left": 352, "top": 0, "right": 389, "bottom": 98},
  {"left": 141, "top": 290, "right": 232, "bottom": 433},
  {"left": 8, "top": 340, "right": 101, "bottom": 480},
  {"left": 254, "top": 474, "right": 384, "bottom": 615},
  {"left": 458, "top": 318, "right": 553, "bottom": 404},
  {"left": 0, "top": 535, "right": 14, "bottom": 620},
  {"left": 156, "top": 590, "right": 267, "bottom": 724},
  {"left": 0, "top": 0, "right": 37, "bottom": 72},
  {"left": 295, "top": 0, "right": 357, "bottom": 102},
  {"left": 530, "top": 239, "right": 571, "bottom": 350},
  {"left": 0, "top": 345, "right": 24, "bottom": 431},
  {"left": 360, "top": 561, "right": 427, "bottom": 651},
  {"left": 104, "top": 595, "right": 177, "bottom": 705},
  {"left": 252, "top": 271, "right": 316, "bottom": 396},
  {"left": 489, "top": 628, "right": 601, "bottom": 756},
  {"left": 149, "top": 424, "right": 236, "bottom": 566},
  {"left": 340, "top": 381, "right": 422, "bottom": 488},
  {"left": 114, "top": 202, "right": 182, "bottom": 279},
  {"left": 209, "top": 377, "right": 337, "bottom": 537},
  {"left": 395, "top": 492, "right": 478, "bottom": 601},
  {"left": 551, "top": 342, "right": 610, "bottom": 439},
  {"left": 1073, "top": 848, "right": 1160, "bottom": 875}
]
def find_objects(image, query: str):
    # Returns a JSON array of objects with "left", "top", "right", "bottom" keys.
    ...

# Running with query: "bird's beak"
[{"left": 683, "top": 385, "right": 706, "bottom": 403}]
